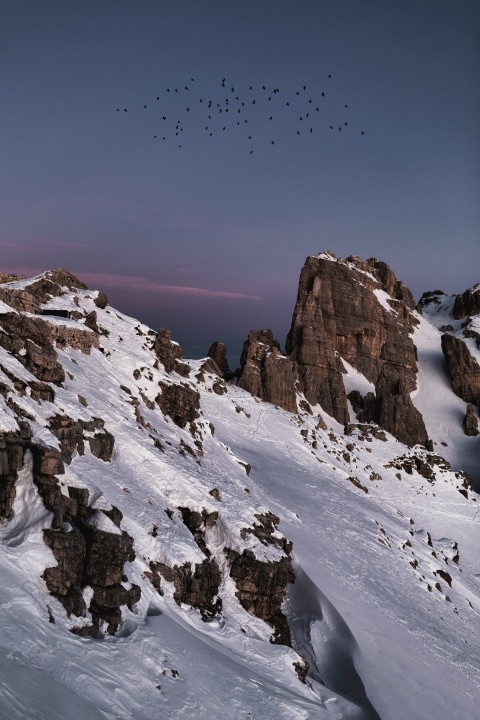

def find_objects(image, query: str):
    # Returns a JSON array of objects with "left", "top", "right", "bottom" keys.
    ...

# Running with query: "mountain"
[{"left": 0, "top": 257, "right": 478, "bottom": 720}]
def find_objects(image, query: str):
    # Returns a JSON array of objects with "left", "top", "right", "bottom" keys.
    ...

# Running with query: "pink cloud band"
[
  {"left": 0, "top": 267, "right": 262, "bottom": 301},
  {"left": 77, "top": 272, "right": 262, "bottom": 301}
]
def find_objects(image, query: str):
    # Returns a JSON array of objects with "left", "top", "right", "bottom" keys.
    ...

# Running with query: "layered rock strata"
[
  {"left": 441, "top": 334, "right": 480, "bottom": 406},
  {"left": 284, "top": 254, "right": 427, "bottom": 446},
  {"left": 237, "top": 330, "right": 297, "bottom": 413}
]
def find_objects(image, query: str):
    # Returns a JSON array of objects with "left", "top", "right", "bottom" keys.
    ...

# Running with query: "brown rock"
[
  {"left": 43, "top": 528, "right": 86, "bottom": 595},
  {"left": 285, "top": 254, "right": 428, "bottom": 446},
  {"left": 154, "top": 328, "right": 184, "bottom": 373},
  {"left": 452, "top": 285, "right": 480, "bottom": 320},
  {"left": 84, "top": 527, "right": 135, "bottom": 587},
  {"left": 441, "top": 333, "right": 480, "bottom": 406},
  {"left": 156, "top": 381, "right": 200, "bottom": 428},
  {"left": 464, "top": 404, "right": 479, "bottom": 436},
  {"left": 88, "top": 430, "right": 115, "bottom": 462},
  {"left": 237, "top": 330, "right": 297, "bottom": 413},
  {"left": 226, "top": 548, "right": 294, "bottom": 645},
  {"left": 207, "top": 341, "right": 232, "bottom": 379},
  {"left": 153, "top": 559, "right": 222, "bottom": 619},
  {"left": 94, "top": 290, "right": 109, "bottom": 309}
]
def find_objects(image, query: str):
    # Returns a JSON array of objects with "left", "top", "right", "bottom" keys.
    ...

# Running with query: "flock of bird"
[{"left": 115, "top": 76, "right": 365, "bottom": 152}]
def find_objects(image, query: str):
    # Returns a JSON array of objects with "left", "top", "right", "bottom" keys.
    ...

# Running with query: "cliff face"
[
  {"left": 237, "top": 330, "right": 297, "bottom": 413},
  {"left": 262, "top": 253, "right": 425, "bottom": 446},
  {"left": 236, "top": 254, "right": 428, "bottom": 446}
]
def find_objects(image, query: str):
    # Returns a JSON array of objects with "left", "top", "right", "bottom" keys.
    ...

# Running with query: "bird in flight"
[{"left": 115, "top": 74, "right": 363, "bottom": 152}]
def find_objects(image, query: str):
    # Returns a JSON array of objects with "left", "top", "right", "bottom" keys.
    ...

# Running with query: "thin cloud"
[
  {"left": 44, "top": 241, "right": 88, "bottom": 249},
  {"left": 77, "top": 272, "right": 263, "bottom": 301}
]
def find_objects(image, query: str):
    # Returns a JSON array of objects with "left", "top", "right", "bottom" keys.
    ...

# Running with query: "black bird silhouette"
[{"left": 119, "top": 73, "right": 365, "bottom": 152}]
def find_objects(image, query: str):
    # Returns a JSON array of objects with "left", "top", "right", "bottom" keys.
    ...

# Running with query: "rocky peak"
[
  {"left": 452, "top": 284, "right": 480, "bottom": 320},
  {"left": 284, "top": 253, "right": 427, "bottom": 446}
]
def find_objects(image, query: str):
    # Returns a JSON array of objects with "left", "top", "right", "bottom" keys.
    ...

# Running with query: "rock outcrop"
[
  {"left": 285, "top": 254, "right": 428, "bottom": 446},
  {"left": 237, "top": 330, "right": 297, "bottom": 413},
  {"left": 0, "top": 268, "right": 86, "bottom": 314},
  {"left": 441, "top": 334, "right": 480, "bottom": 406},
  {"left": 464, "top": 404, "right": 479, "bottom": 436},
  {"left": 452, "top": 285, "right": 480, "bottom": 320},
  {"left": 0, "top": 424, "right": 138, "bottom": 634},
  {"left": 154, "top": 328, "right": 190, "bottom": 376},
  {"left": 156, "top": 381, "right": 200, "bottom": 429},
  {"left": 207, "top": 341, "right": 232, "bottom": 379}
]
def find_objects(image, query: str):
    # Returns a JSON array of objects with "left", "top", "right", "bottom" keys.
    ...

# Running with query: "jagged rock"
[
  {"left": 48, "top": 415, "right": 108, "bottom": 463},
  {"left": 91, "top": 583, "right": 140, "bottom": 613},
  {"left": 375, "top": 366, "right": 428, "bottom": 447},
  {"left": 88, "top": 430, "right": 115, "bottom": 461},
  {"left": 417, "top": 290, "right": 445, "bottom": 313},
  {"left": 348, "top": 390, "right": 376, "bottom": 423},
  {"left": 83, "top": 527, "right": 135, "bottom": 587},
  {"left": 285, "top": 254, "right": 428, "bottom": 446},
  {"left": 153, "top": 560, "right": 222, "bottom": 619},
  {"left": 0, "top": 269, "right": 86, "bottom": 314},
  {"left": 237, "top": 330, "right": 297, "bottom": 413},
  {"left": 178, "top": 507, "right": 219, "bottom": 556},
  {"left": 464, "top": 404, "right": 479, "bottom": 436},
  {"left": 452, "top": 285, "right": 480, "bottom": 320},
  {"left": 207, "top": 341, "right": 232, "bottom": 379},
  {"left": 156, "top": 381, "right": 200, "bottom": 428},
  {"left": 0, "top": 273, "right": 26, "bottom": 284},
  {"left": 94, "top": 290, "right": 109, "bottom": 309},
  {"left": 154, "top": 328, "right": 189, "bottom": 375},
  {"left": 84, "top": 310, "right": 99, "bottom": 333},
  {"left": 29, "top": 381, "right": 55, "bottom": 403},
  {"left": 225, "top": 548, "right": 294, "bottom": 645},
  {"left": 43, "top": 528, "right": 86, "bottom": 596},
  {"left": 0, "top": 428, "right": 30, "bottom": 519},
  {"left": 240, "top": 512, "right": 292, "bottom": 554},
  {"left": 441, "top": 334, "right": 480, "bottom": 406},
  {"left": 0, "top": 314, "right": 65, "bottom": 384}
]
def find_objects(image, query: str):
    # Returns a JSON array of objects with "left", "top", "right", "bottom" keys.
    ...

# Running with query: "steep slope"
[{"left": 0, "top": 268, "right": 479, "bottom": 720}]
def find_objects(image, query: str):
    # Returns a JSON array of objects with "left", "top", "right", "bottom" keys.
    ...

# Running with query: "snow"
[
  {"left": 372, "top": 288, "right": 396, "bottom": 314},
  {"left": 0, "top": 270, "right": 479, "bottom": 720}
]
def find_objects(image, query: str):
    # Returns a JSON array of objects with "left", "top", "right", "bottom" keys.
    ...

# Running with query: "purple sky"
[{"left": 1, "top": 0, "right": 479, "bottom": 363}]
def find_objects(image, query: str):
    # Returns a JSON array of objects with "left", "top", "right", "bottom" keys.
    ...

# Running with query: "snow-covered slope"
[{"left": 0, "top": 270, "right": 478, "bottom": 720}]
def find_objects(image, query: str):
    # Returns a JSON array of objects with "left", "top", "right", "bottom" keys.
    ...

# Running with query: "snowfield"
[{"left": 0, "top": 273, "right": 479, "bottom": 720}]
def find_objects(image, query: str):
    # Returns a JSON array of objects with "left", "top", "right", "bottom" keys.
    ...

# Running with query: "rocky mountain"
[{"left": 0, "top": 258, "right": 479, "bottom": 720}]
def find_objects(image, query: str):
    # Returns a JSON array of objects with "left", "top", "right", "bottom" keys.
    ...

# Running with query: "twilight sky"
[{"left": 1, "top": 0, "right": 479, "bottom": 362}]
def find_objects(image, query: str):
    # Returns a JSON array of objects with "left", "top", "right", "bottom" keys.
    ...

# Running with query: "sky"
[{"left": 1, "top": 0, "right": 479, "bottom": 363}]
